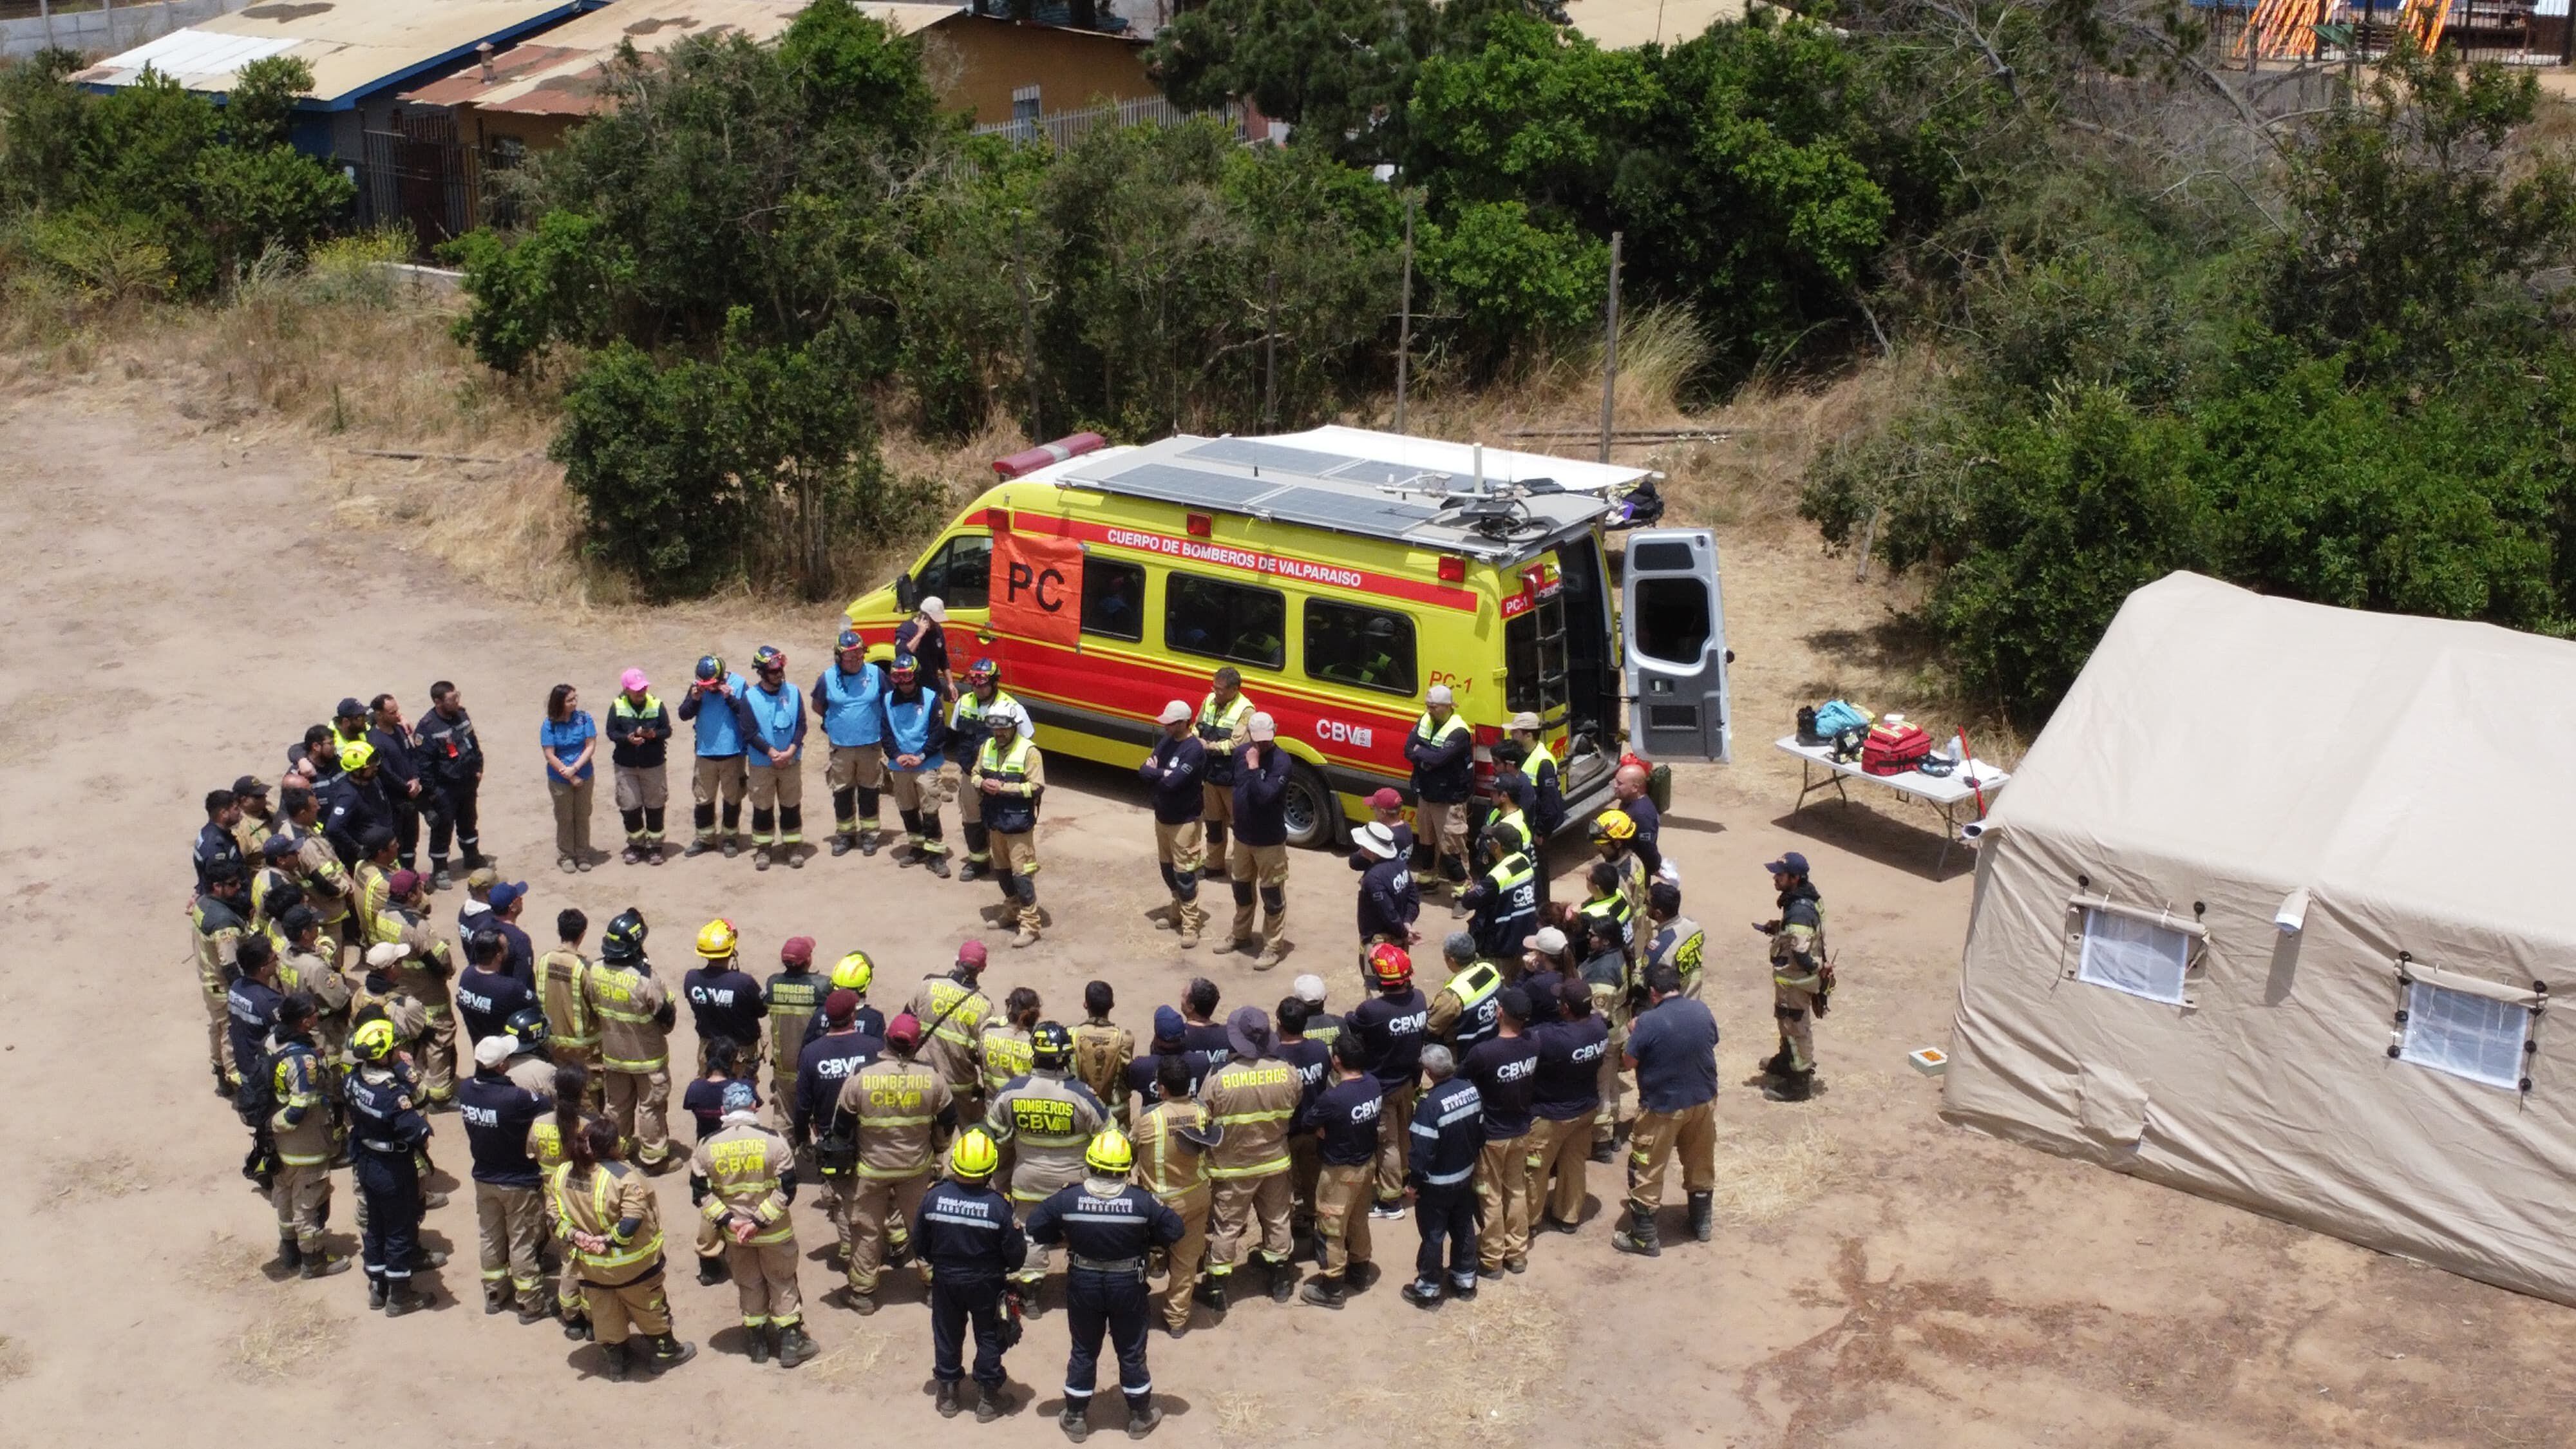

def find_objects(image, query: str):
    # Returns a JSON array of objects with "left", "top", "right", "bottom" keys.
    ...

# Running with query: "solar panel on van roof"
[
  {"left": 1089, "top": 462, "right": 1282, "bottom": 510},
  {"left": 1258, "top": 486, "right": 1441, "bottom": 533},
  {"left": 1182, "top": 438, "right": 1361, "bottom": 476}
]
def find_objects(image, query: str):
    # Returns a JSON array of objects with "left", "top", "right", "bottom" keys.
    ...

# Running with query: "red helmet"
[{"left": 1368, "top": 942, "right": 1413, "bottom": 989}]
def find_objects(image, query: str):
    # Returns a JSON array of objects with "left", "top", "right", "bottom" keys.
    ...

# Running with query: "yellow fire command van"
[{"left": 844, "top": 426, "right": 1728, "bottom": 847}]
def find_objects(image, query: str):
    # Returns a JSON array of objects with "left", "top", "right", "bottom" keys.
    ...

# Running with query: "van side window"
[
  {"left": 1164, "top": 572, "right": 1285, "bottom": 670},
  {"left": 1303, "top": 599, "right": 1416, "bottom": 696},
  {"left": 1633, "top": 576, "right": 1711, "bottom": 666},
  {"left": 1081, "top": 558, "right": 1146, "bottom": 641},
  {"left": 914, "top": 533, "right": 991, "bottom": 612}
]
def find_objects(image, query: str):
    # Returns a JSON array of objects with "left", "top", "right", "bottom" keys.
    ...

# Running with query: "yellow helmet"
[
  {"left": 1591, "top": 808, "right": 1636, "bottom": 842},
  {"left": 350, "top": 1017, "right": 398, "bottom": 1062},
  {"left": 949, "top": 1127, "right": 1000, "bottom": 1180},
  {"left": 830, "top": 950, "right": 875, "bottom": 993},
  {"left": 694, "top": 918, "right": 738, "bottom": 960},
  {"left": 1084, "top": 1128, "right": 1135, "bottom": 1177},
  {"left": 338, "top": 739, "right": 377, "bottom": 772}
]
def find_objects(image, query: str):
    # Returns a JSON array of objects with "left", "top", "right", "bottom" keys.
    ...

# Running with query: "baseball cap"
[
  {"left": 1247, "top": 711, "right": 1277, "bottom": 742},
  {"left": 824, "top": 988, "right": 858, "bottom": 1024},
  {"left": 1291, "top": 973, "right": 1327, "bottom": 1007},
  {"left": 1153, "top": 1005, "right": 1186, "bottom": 1043},
  {"left": 232, "top": 774, "right": 270, "bottom": 797},
  {"left": 1508, "top": 711, "right": 1542, "bottom": 733},
  {"left": 620, "top": 668, "right": 650, "bottom": 692},
  {"left": 1765, "top": 851, "right": 1811, "bottom": 876},
  {"left": 365, "top": 942, "right": 410, "bottom": 969},
  {"left": 1523, "top": 925, "right": 1569, "bottom": 956},
  {"left": 488, "top": 881, "right": 527, "bottom": 911},
  {"left": 1157, "top": 700, "right": 1191, "bottom": 725},
  {"left": 1497, "top": 985, "right": 1531, "bottom": 1023},
  {"left": 885, "top": 1012, "right": 923, "bottom": 1048},
  {"left": 474, "top": 1036, "right": 513, "bottom": 1069},
  {"left": 466, "top": 866, "right": 500, "bottom": 892},
  {"left": 262, "top": 834, "right": 301, "bottom": 859},
  {"left": 919, "top": 596, "right": 947, "bottom": 622},
  {"left": 336, "top": 697, "right": 366, "bottom": 719},
  {"left": 956, "top": 939, "right": 989, "bottom": 969},
  {"left": 1354, "top": 821, "right": 1399, "bottom": 860},
  {"left": 1367, "top": 787, "right": 1404, "bottom": 811},
  {"left": 781, "top": 935, "right": 815, "bottom": 965},
  {"left": 1426, "top": 685, "right": 1454, "bottom": 706},
  {"left": 1226, "top": 1005, "right": 1273, "bottom": 1061},
  {"left": 388, "top": 869, "right": 422, "bottom": 897}
]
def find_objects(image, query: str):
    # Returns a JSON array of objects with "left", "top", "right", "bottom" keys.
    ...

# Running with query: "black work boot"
[
  {"left": 484, "top": 1282, "right": 509, "bottom": 1315},
  {"left": 1613, "top": 1206, "right": 1662, "bottom": 1258},
  {"left": 776, "top": 1321, "right": 819, "bottom": 1368},
  {"left": 647, "top": 1332, "right": 698, "bottom": 1372},
  {"left": 1400, "top": 1278, "right": 1443, "bottom": 1309},
  {"left": 366, "top": 1275, "right": 388, "bottom": 1310},
  {"left": 684, "top": 837, "right": 717, "bottom": 858},
  {"left": 976, "top": 1381, "right": 1007, "bottom": 1423},
  {"left": 600, "top": 1340, "right": 632, "bottom": 1383},
  {"left": 925, "top": 852, "right": 950, "bottom": 878},
  {"left": 1588, "top": 1139, "right": 1617, "bottom": 1164},
  {"left": 1763, "top": 1070, "right": 1815, "bottom": 1103},
  {"left": 1126, "top": 1397, "right": 1163, "bottom": 1439},
  {"left": 383, "top": 1281, "right": 430, "bottom": 1317},
  {"left": 562, "top": 1311, "right": 592, "bottom": 1342},
  {"left": 1300, "top": 1276, "right": 1347, "bottom": 1309},
  {"left": 936, "top": 1381, "right": 963, "bottom": 1418},
  {"left": 1266, "top": 1258, "right": 1297, "bottom": 1303},
  {"left": 746, "top": 1322, "right": 771, "bottom": 1364},
  {"left": 1689, "top": 1191, "right": 1716, "bottom": 1243},
  {"left": 1060, "top": 1401, "right": 1091, "bottom": 1441},
  {"left": 831, "top": 833, "right": 853, "bottom": 857},
  {"left": 857, "top": 830, "right": 880, "bottom": 857},
  {"left": 1193, "top": 1275, "right": 1228, "bottom": 1313},
  {"left": 698, "top": 1253, "right": 730, "bottom": 1286},
  {"left": 270, "top": 1237, "right": 302, "bottom": 1277},
  {"left": 301, "top": 1251, "right": 352, "bottom": 1279}
]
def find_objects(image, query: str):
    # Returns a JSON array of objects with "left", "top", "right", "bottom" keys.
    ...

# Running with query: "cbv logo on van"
[{"left": 1314, "top": 717, "right": 1377, "bottom": 749}]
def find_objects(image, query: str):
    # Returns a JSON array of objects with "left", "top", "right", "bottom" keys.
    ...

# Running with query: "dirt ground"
[{"left": 0, "top": 379, "right": 2568, "bottom": 1449}]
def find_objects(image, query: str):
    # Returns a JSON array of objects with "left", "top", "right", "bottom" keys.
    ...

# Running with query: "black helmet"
[
  {"left": 1032, "top": 1020, "right": 1074, "bottom": 1072},
  {"left": 601, "top": 907, "right": 648, "bottom": 964},
  {"left": 506, "top": 1007, "right": 549, "bottom": 1050}
]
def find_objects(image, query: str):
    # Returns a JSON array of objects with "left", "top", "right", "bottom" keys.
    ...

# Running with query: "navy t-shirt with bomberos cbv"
[
  {"left": 1459, "top": 1034, "right": 1540, "bottom": 1141},
  {"left": 1625, "top": 995, "right": 1719, "bottom": 1114}
]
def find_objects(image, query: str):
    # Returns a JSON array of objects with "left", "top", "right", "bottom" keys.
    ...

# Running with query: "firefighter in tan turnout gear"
[
  {"left": 906, "top": 940, "right": 994, "bottom": 1127},
  {"left": 1131, "top": 1054, "right": 1219, "bottom": 1333},
  {"left": 1198, "top": 1006, "right": 1304, "bottom": 1308},
  {"left": 984, "top": 1021, "right": 1108, "bottom": 1300},
  {"left": 553, "top": 1117, "right": 698, "bottom": 1381},
  {"left": 691, "top": 1080, "right": 819, "bottom": 1367},
  {"left": 828, "top": 1012, "right": 954, "bottom": 1314},
  {"left": 587, "top": 908, "right": 677, "bottom": 1169}
]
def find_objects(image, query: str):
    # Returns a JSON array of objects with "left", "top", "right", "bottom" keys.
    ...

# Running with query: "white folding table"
[{"left": 1774, "top": 735, "right": 2010, "bottom": 871}]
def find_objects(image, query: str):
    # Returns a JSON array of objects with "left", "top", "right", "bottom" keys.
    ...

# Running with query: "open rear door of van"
[{"left": 1621, "top": 529, "right": 1730, "bottom": 763}]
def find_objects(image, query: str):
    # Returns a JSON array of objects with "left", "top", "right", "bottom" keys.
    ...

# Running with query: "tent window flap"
[
  {"left": 2074, "top": 905, "right": 2193, "bottom": 1005},
  {"left": 2397, "top": 981, "right": 2532, "bottom": 1090}
]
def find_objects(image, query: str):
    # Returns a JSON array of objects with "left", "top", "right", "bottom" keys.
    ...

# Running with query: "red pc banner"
[{"left": 993, "top": 531, "right": 1084, "bottom": 649}]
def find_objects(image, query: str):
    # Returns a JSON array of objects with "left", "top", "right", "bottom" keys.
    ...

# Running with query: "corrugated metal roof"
[
  {"left": 1560, "top": 0, "right": 1747, "bottom": 48},
  {"left": 399, "top": 0, "right": 961, "bottom": 115},
  {"left": 73, "top": 0, "right": 594, "bottom": 109}
]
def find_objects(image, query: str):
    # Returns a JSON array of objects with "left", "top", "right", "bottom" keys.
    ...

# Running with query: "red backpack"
[{"left": 1862, "top": 719, "right": 1933, "bottom": 776}]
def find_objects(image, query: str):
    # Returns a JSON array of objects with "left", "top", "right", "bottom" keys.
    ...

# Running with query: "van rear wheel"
[{"left": 1282, "top": 761, "right": 1341, "bottom": 851}]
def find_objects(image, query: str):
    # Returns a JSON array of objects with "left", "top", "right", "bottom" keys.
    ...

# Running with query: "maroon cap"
[
  {"left": 781, "top": 935, "right": 815, "bottom": 965},
  {"left": 1368, "top": 788, "right": 1403, "bottom": 810},
  {"left": 388, "top": 869, "right": 422, "bottom": 897},
  {"left": 824, "top": 988, "right": 858, "bottom": 1023},
  {"left": 956, "top": 940, "right": 988, "bottom": 969},
  {"left": 886, "top": 1011, "right": 923, "bottom": 1047}
]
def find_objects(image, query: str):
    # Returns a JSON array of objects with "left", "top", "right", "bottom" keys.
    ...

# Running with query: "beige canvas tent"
[{"left": 1944, "top": 571, "right": 2576, "bottom": 1305}]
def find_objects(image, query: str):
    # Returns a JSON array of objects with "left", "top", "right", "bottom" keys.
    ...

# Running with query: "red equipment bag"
[{"left": 1861, "top": 721, "right": 1933, "bottom": 776}]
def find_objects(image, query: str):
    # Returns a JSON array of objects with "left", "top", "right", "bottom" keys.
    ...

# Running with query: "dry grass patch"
[
  {"left": 232, "top": 1298, "right": 338, "bottom": 1379},
  {"left": 182, "top": 1231, "right": 274, "bottom": 1291},
  {"left": 0, "top": 1334, "right": 30, "bottom": 1384},
  {"left": 804, "top": 1328, "right": 896, "bottom": 1392},
  {"left": 1351, "top": 1291, "right": 1567, "bottom": 1445},
  {"left": 1210, "top": 1388, "right": 1278, "bottom": 1443},
  {"left": 41, "top": 1148, "right": 146, "bottom": 1209},
  {"left": 1706, "top": 1122, "right": 1843, "bottom": 1226}
]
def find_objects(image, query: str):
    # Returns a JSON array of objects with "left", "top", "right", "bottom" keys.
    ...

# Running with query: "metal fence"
[
  {"left": 353, "top": 111, "right": 482, "bottom": 251},
  {"left": 969, "top": 95, "right": 1248, "bottom": 149},
  {"left": 2197, "top": 0, "right": 2574, "bottom": 66}
]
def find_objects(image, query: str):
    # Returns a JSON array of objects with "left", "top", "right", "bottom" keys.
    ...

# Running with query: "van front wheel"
[{"left": 1282, "top": 761, "right": 1341, "bottom": 851}]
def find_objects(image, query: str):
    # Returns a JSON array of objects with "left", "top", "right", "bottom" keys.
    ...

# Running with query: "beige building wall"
[{"left": 919, "top": 17, "right": 1154, "bottom": 123}]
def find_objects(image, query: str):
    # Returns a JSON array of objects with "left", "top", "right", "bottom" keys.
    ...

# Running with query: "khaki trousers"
[
  {"left": 549, "top": 776, "right": 594, "bottom": 862},
  {"left": 1155, "top": 1184, "right": 1211, "bottom": 1329},
  {"left": 416, "top": 1008, "right": 458, "bottom": 1103},
  {"left": 1475, "top": 1133, "right": 1533, "bottom": 1270},
  {"left": 1201, "top": 782, "right": 1235, "bottom": 829},
  {"left": 1626, "top": 1100, "right": 1718, "bottom": 1215},
  {"left": 692, "top": 754, "right": 748, "bottom": 810},
  {"left": 844, "top": 1170, "right": 931, "bottom": 1293},
  {"left": 1227, "top": 840, "right": 1289, "bottom": 949},
  {"left": 1154, "top": 819, "right": 1208, "bottom": 934},
  {"left": 204, "top": 989, "right": 236, "bottom": 1083},
  {"left": 582, "top": 1267, "right": 673, "bottom": 1345},
  {"left": 1374, "top": 1080, "right": 1418, "bottom": 1204},
  {"left": 1593, "top": 1012, "right": 1631, "bottom": 1146},
  {"left": 827, "top": 743, "right": 887, "bottom": 791},
  {"left": 614, "top": 763, "right": 668, "bottom": 812},
  {"left": 604, "top": 1066, "right": 672, "bottom": 1166},
  {"left": 727, "top": 1236, "right": 804, "bottom": 1326},
  {"left": 1526, "top": 1115, "right": 1593, "bottom": 1226},
  {"left": 1417, "top": 798, "right": 1470, "bottom": 871},
  {"left": 886, "top": 768, "right": 938, "bottom": 816},
  {"left": 477, "top": 1182, "right": 547, "bottom": 1311},
  {"left": 1206, "top": 1170, "right": 1293, "bottom": 1272},
  {"left": 951, "top": 762, "right": 981, "bottom": 827},
  {"left": 271, "top": 1161, "right": 331, "bottom": 1256},
  {"left": 1775, "top": 979, "right": 1819, "bottom": 1072},
  {"left": 1311, "top": 1162, "right": 1374, "bottom": 1281}
]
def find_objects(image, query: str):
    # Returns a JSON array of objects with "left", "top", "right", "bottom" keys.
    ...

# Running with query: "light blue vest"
[
  {"left": 884, "top": 687, "right": 942, "bottom": 769},
  {"left": 742, "top": 681, "right": 803, "bottom": 756},
  {"left": 693, "top": 672, "right": 750, "bottom": 758},
  {"left": 816, "top": 665, "right": 887, "bottom": 748}
]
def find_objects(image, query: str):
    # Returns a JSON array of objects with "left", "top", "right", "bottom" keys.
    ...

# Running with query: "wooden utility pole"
[
  {"left": 1394, "top": 193, "right": 1415, "bottom": 435},
  {"left": 1010, "top": 219, "right": 1042, "bottom": 437},
  {"left": 1597, "top": 230, "right": 1623, "bottom": 465},
  {"left": 1263, "top": 265, "right": 1279, "bottom": 430}
]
